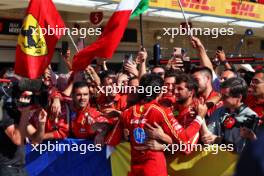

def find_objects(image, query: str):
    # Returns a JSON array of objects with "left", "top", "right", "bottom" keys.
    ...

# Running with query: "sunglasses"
[{"left": 154, "top": 72, "right": 165, "bottom": 76}]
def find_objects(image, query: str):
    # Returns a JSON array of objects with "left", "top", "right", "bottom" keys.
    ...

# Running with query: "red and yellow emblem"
[{"left": 18, "top": 14, "right": 48, "bottom": 56}]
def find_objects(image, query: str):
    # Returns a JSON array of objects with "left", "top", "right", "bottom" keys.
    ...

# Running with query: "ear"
[
  {"left": 190, "top": 89, "right": 195, "bottom": 97},
  {"left": 238, "top": 94, "right": 243, "bottom": 101},
  {"left": 206, "top": 75, "right": 211, "bottom": 82}
]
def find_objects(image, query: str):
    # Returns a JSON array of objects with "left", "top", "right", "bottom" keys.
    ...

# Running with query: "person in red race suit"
[{"left": 121, "top": 73, "right": 207, "bottom": 176}]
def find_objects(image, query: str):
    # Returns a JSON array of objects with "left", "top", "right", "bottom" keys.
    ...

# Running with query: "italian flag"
[
  {"left": 131, "top": 0, "right": 149, "bottom": 18},
  {"left": 72, "top": 0, "right": 149, "bottom": 71}
]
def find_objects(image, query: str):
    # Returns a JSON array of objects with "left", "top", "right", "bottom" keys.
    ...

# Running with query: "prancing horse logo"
[{"left": 18, "top": 14, "right": 48, "bottom": 56}]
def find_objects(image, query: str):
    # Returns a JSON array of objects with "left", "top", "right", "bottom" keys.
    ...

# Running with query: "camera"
[
  {"left": 222, "top": 113, "right": 260, "bottom": 131},
  {"left": 0, "top": 78, "right": 49, "bottom": 119}
]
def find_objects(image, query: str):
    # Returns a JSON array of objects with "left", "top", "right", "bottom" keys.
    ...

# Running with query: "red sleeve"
[
  {"left": 156, "top": 107, "right": 202, "bottom": 154},
  {"left": 49, "top": 87, "right": 62, "bottom": 99},
  {"left": 104, "top": 108, "right": 131, "bottom": 146},
  {"left": 151, "top": 106, "right": 202, "bottom": 145},
  {"left": 117, "top": 94, "right": 128, "bottom": 111},
  {"left": 52, "top": 118, "right": 69, "bottom": 139},
  {"left": 46, "top": 104, "right": 69, "bottom": 139},
  {"left": 105, "top": 119, "right": 124, "bottom": 146},
  {"left": 167, "top": 112, "right": 202, "bottom": 144}
]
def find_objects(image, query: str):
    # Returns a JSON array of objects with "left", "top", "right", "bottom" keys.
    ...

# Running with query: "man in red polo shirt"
[
  {"left": 165, "top": 73, "right": 207, "bottom": 151},
  {"left": 246, "top": 71, "right": 264, "bottom": 125},
  {"left": 192, "top": 67, "right": 222, "bottom": 117},
  {"left": 70, "top": 82, "right": 110, "bottom": 144}
]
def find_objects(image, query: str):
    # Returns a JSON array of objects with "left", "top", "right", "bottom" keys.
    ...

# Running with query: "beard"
[{"left": 176, "top": 97, "right": 187, "bottom": 105}]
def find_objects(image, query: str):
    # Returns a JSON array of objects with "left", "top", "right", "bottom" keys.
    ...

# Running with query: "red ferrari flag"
[
  {"left": 15, "top": 0, "right": 65, "bottom": 79},
  {"left": 72, "top": 0, "right": 141, "bottom": 71}
]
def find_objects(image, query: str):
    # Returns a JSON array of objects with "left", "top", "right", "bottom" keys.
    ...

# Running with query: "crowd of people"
[{"left": 0, "top": 36, "right": 263, "bottom": 176}]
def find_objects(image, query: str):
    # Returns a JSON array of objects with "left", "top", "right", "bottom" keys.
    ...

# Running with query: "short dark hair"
[
  {"left": 139, "top": 73, "right": 164, "bottom": 102},
  {"left": 73, "top": 81, "right": 89, "bottom": 94},
  {"left": 191, "top": 66, "right": 213, "bottom": 79},
  {"left": 223, "top": 68, "right": 238, "bottom": 77},
  {"left": 175, "top": 73, "right": 198, "bottom": 96},
  {"left": 164, "top": 70, "right": 181, "bottom": 79},
  {"left": 151, "top": 65, "right": 165, "bottom": 72},
  {"left": 128, "top": 76, "right": 138, "bottom": 84},
  {"left": 221, "top": 77, "right": 248, "bottom": 100},
  {"left": 99, "top": 70, "right": 116, "bottom": 81}
]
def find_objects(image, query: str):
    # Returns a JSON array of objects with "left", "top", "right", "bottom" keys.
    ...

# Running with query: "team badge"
[
  {"left": 90, "top": 12, "right": 103, "bottom": 26},
  {"left": 133, "top": 127, "right": 147, "bottom": 144},
  {"left": 18, "top": 14, "right": 48, "bottom": 56}
]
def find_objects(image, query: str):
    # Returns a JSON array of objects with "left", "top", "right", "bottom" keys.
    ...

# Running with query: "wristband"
[
  {"left": 196, "top": 115, "right": 203, "bottom": 123},
  {"left": 221, "top": 60, "right": 228, "bottom": 65}
]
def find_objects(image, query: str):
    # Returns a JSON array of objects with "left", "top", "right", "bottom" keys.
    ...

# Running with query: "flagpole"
[
  {"left": 139, "top": 14, "right": 144, "bottom": 48},
  {"left": 68, "top": 33, "right": 79, "bottom": 52},
  {"left": 177, "top": 0, "right": 192, "bottom": 37}
]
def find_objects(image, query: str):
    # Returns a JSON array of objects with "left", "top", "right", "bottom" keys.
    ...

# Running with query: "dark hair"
[
  {"left": 99, "top": 70, "right": 115, "bottom": 81},
  {"left": 175, "top": 73, "right": 198, "bottom": 96},
  {"left": 128, "top": 76, "right": 138, "bottom": 84},
  {"left": 151, "top": 65, "right": 165, "bottom": 72},
  {"left": 191, "top": 66, "right": 213, "bottom": 79},
  {"left": 164, "top": 70, "right": 181, "bottom": 79},
  {"left": 223, "top": 68, "right": 238, "bottom": 78},
  {"left": 73, "top": 81, "right": 89, "bottom": 94},
  {"left": 138, "top": 73, "right": 164, "bottom": 102},
  {"left": 221, "top": 77, "right": 248, "bottom": 100}
]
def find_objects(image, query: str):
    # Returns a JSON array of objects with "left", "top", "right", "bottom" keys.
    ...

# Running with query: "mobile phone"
[
  {"left": 82, "top": 71, "right": 91, "bottom": 81},
  {"left": 173, "top": 47, "right": 182, "bottom": 56},
  {"left": 217, "top": 46, "right": 223, "bottom": 51},
  {"left": 124, "top": 54, "right": 133, "bottom": 63},
  {"left": 61, "top": 41, "right": 69, "bottom": 56}
]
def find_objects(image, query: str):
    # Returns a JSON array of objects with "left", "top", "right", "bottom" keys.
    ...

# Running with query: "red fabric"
[
  {"left": 97, "top": 93, "right": 127, "bottom": 111},
  {"left": 71, "top": 106, "right": 109, "bottom": 139},
  {"left": 99, "top": 94, "right": 127, "bottom": 146},
  {"left": 158, "top": 96, "right": 176, "bottom": 108},
  {"left": 258, "top": 0, "right": 264, "bottom": 4},
  {"left": 204, "top": 90, "right": 223, "bottom": 117},
  {"left": 15, "top": 0, "right": 65, "bottom": 79},
  {"left": 72, "top": 10, "right": 131, "bottom": 71},
  {"left": 246, "top": 95, "right": 264, "bottom": 125},
  {"left": 46, "top": 103, "right": 69, "bottom": 139},
  {"left": 29, "top": 104, "right": 69, "bottom": 139},
  {"left": 122, "top": 100, "right": 202, "bottom": 175},
  {"left": 168, "top": 111, "right": 202, "bottom": 145},
  {"left": 122, "top": 101, "right": 167, "bottom": 176},
  {"left": 105, "top": 119, "right": 123, "bottom": 146},
  {"left": 171, "top": 101, "right": 201, "bottom": 151}
]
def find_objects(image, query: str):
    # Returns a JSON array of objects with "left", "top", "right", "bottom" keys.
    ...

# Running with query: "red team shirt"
[
  {"left": 121, "top": 100, "right": 203, "bottom": 176},
  {"left": 71, "top": 106, "right": 110, "bottom": 139},
  {"left": 30, "top": 103, "right": 69, "bottom": 139},
  {"left": 246, "top": 95, "right": 264, "bottom": 125},
  {"left": 97, "top": 93, "right": 127, "bottom": 111},
  {"left": 97, "top": 93, "right": 128, "bottom": 145}
]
